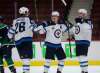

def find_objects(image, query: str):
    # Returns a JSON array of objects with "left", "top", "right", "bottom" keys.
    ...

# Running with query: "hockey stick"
[
  {"left": 65, "top": 21, "right": 73, "bottom": 58},
  {"left": 61, "top": 0, "right": 67, "bottom": 6},
  {"left": 34, "top": 0, "right": 38, "bottom": 22},
  {"left": 61, "top": 0, "right": 73, "bottom": 58},
  {"left": 1, "top": 44, "right": 15, "bottom": 46},
  {"left": 0, "top": 44, "right": 15, "bottom": 48}
]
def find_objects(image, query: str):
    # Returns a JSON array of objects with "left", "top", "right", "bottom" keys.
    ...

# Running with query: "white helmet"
[
  {"left": 19, "top": 7, "right": 29, "bottom": 14},
  {"left": 51, "top": 11, "right": 60, "bottom": 16},
  {"left": 78, "top": 9, "right": 87, "bottom": 14}
]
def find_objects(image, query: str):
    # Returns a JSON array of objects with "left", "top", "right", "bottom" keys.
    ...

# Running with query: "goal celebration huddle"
[{"left": 0, "top": 7, "right": 93, "bottom": 73}]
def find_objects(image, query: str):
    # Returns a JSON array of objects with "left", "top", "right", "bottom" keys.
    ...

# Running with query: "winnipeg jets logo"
[
  {"left": 54, "top": 29, "right": 61, "bottom": 38},
  {"left": 75, "top": 25, "right": 80, "bottom": 34}
]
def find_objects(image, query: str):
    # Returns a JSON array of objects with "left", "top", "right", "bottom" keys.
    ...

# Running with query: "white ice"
[{"left": 5, "top": 66, "right": 100, "bottom": 73}]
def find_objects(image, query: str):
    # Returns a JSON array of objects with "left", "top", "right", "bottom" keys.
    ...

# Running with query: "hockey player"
[
  {"left": 34, "top": 11, "right": 67, "bottom": 73},
  {"left": 0, "top": 16, "right": 16, "bottom": 73},
  {"left": 74, "top": 9, "right": 93, "bottom": 73},
  {"left": 8, "top": 7, "right": 36, "bottom": 73}
]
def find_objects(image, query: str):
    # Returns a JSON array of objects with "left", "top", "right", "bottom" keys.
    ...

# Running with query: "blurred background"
[{"left": 0, "top": 0, "right": 100, "bottom": 41}]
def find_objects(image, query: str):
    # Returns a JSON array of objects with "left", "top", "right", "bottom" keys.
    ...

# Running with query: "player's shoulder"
[
  {"left": 15, "top": 16, "right": 30, "bottom": 21},
  {"left": 75, "top": 17, "right": 81, "bottom": 20},
  {"left": 13, "top": 17, "right": 21, "bottom": 22},
  {"left": 29, "top": 17, "right": 35, "bottom": 24},
  {"left": 84, "top": 18, "right": 92, "bottom": 24},
  {"left": 85, "top": 18, "right": 92, "bottom": 22},
  {"left": 58, "top": 19, "right": 65, "bottom": 24},
  {"left": 75, "top": 17, "right": 82, "bottom": 23},
  {"left": 25, "top": 17, "right": 36, "bottom": 24},
  {"left": 41, "top": 20, "right": 54, "bottom": 27},
  {"left": 58, "top": 19, "right": 67, "bottom": 27}
]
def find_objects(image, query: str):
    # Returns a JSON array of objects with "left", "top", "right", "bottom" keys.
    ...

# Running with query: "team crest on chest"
[
  {"left": 54, "top": 29, "right": 61, "bottom": 38},
  {"left": 75, "top": 25, "right": 80, "bottom": 34}
]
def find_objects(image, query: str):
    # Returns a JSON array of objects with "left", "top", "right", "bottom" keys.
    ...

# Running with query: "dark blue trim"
[
  {"left": 44, "top": 65, "right": 50, "bottom": 68},
  {"left": 15, "top": 37, "right": 32, "bottom": 45},
  {"left": 80, "top": 61, "right": 88, "bottom": 64},
  {"left": 58, "top": 64, "right": 64, "bottom": 67},
  {"left": 75, "top": 40, "right": 90, "bottom": 46},
  {"left": 45, "top": 42, "right": 62, "bottom": 48},
  {"left": 8, "top": 31, "right": 15, "bottom": 34},
  {"left": 80, "top": 65, "right": 88, "bottom": 67},
  {"left": 23, "top": 69, "right": 29, "bottom": 70},
  {"left": 10, "top": 28, "right": 16, "bottom": 32},
  {"left": 23, "top": 65, "right": 29, "bottom": 67}
]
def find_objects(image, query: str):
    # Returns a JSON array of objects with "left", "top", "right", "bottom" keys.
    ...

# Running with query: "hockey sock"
[
  {"left": 0, "top": 56, "right": 4, "bottom": 73},
  {"left": 78, "top": 56, "right": 88, "bottom": 72},
  {"left": 44, "top": 59, "right": 51, "bottom": 73},
  {"left": 57, "top": 59, "right": 65, "bottom": 72},
  {"left": 5, "top": 56, "right": 16, "bottom": 73},
  {"left": 0, "top": 66, "right": 4, "bottom": 73},
  {"left": 8, "top": 65, "right": 16, "bottom": 73},
  {"left": 22, "top": 59, "right": 30, "bottom": 73}
]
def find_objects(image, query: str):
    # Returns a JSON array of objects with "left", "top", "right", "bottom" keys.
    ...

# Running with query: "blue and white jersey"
[
  {"left": 34, "top": 20, "right": 67, "bottom": 44},
  {"left": 74, "top": 18, "right": 93, "bottom": 46},
  {"left": 8, "top": 17, "right": 36, "bottom": 45}
]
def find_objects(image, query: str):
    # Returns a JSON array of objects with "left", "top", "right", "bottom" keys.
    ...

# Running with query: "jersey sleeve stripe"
[
  {"left": 8, "top": 31, "right": 15, "bottom": 34},
  {"left": 10, "top": 28, "right": 16, "bottom": 32}
]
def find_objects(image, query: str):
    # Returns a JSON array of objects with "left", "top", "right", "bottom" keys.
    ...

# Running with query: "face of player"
[
  {"left": 51, "top": 16, "right": 59, "bottom": 24},
  {"left": 79, "top": 13, "right": 87, "bottom": 18}
]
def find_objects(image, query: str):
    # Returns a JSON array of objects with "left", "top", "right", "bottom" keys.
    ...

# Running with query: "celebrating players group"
[{"left": 0, "top": 7, "right": 93, "bottom": 73}]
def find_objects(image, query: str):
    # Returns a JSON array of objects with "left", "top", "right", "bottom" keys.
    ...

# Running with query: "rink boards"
[{"left": 4, "top": 41, "right": 100, "bottom": 66}]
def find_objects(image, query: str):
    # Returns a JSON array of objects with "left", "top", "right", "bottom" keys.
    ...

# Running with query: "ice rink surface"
[{"left": 5, "top": 66, "right": 100, "bottom": 73}]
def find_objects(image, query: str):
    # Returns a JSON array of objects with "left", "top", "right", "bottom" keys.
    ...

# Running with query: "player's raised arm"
[
  {"left": 29, "top": 18, "right": 37, "bottom": 31},
  {"left": 8, "top": 20, "right": 16, "bottom": 39},
  {"left": 34, "top": 21, "right": 46, "bottom": 34}
]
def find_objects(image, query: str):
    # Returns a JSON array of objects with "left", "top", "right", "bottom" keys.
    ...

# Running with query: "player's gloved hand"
[
  {"left": 34, "top": 26, "right": 45, "bottom": 34},
  {"left": 34, "top": 26, "right": 43, "bottom": 31}
]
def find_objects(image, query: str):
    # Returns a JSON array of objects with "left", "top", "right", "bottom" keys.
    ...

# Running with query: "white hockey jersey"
[
  {"left": 73, "top": 18, "right": 93, "bottom": 46},
  {"left": 34, "top": 21, "right": 67, "bottom": 44},
  {"left": 8, "top": 17, "right": 36, "bottom": 44}
]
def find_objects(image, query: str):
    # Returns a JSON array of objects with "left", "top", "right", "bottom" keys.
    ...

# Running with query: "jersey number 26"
[{"left": 15, "top": 22, "right": 25, "bottom": 33}]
